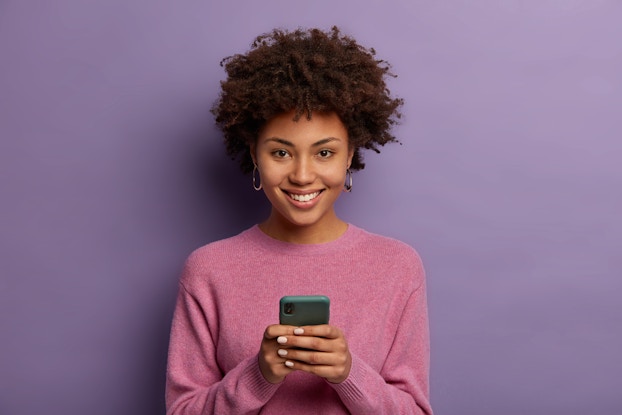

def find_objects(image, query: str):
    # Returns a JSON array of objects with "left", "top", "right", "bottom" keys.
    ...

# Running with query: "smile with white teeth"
[{"left": 288, "top": 191, "right": 321, "bottom": 202}]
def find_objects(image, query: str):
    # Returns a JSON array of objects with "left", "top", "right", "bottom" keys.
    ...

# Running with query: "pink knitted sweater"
[{"left": 166, "top": 224, "right": 433, "bottom": 414}]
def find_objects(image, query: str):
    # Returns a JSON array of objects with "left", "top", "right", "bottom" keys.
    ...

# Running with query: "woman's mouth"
[{"left": 288, "top": 191, "right": 321, "bottom": 202}]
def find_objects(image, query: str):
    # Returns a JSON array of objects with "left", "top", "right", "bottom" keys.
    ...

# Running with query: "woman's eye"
[
  {"left": 318, "top": 149, "right": 333, "bottom": 158},
  {"left": 273, "top": 149, "right": 289, "bottom": 158}
]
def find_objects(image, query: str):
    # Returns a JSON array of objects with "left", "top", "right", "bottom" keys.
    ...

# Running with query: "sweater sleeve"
[
  {"left": 329, "top": 279, "right": 433, "bottom": 415},
  {"left": 165, "top": 282, "right": 281, "bottom": 415}
]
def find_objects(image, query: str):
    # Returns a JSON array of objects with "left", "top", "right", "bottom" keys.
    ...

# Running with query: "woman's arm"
[
  {"left": 165, "top": 284, "right": 281, "bottom": 415},
  {"left": 329, "top": 281, "right": 433, "bottom": 415}
]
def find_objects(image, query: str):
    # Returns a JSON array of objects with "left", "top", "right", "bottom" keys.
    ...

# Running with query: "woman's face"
[{"left": 252, "top": 110, "right": 354, "bottom": 240}]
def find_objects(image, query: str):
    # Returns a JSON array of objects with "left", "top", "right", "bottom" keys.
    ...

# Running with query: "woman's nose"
[{"left": 289, "top": 158, "right": 314, "bottom": 185}]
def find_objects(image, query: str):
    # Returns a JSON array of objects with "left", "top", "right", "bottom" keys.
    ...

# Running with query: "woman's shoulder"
[
  {"left": 182, "top": 226, "right": 261, "bottom": 272},
  {"left": 351, "top": 224, "right": 422, "bottom": 260},
  {"left": 349, "top": 225, "right": 426, "bottom": 288}
]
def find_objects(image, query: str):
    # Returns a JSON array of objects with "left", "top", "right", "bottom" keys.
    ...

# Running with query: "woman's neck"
[{"left": 258, "top": 213, "right": 348, "bottom": 244}]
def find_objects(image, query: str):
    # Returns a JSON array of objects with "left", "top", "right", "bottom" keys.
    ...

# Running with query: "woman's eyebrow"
[
  {"left": 265, "top": 137, "right": 294, "bottom": 146},
  {"left": 312, "top": 137, "right": 341, "bottom": 147}
]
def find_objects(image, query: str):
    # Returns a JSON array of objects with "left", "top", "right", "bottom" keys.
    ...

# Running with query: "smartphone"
[{"left": 279, "top": 295, "right": 330, "bottom": 326}]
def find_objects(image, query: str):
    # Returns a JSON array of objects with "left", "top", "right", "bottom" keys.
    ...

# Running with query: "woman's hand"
[
  {"left": 259, "top": 325, "right": 297, "bottom": 384},
  {"left": 259, "top": 324, "right": 352, "bottom": 384}
]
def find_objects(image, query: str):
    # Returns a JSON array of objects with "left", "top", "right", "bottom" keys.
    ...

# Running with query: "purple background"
[{"left": 1, "top": 1, "right": 621, "bottom": 414}]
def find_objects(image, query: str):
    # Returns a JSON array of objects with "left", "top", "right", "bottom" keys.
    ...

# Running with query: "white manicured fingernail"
[
  {"left": 277, "top": 349, "right": 288, "bottom": 357},
  {"left": 277, "top": 336, "right": 287, "bottom": 344},
  {"left": 285, "top": 361, "right": 294, "bottom": 368},
  {"left": 293, "top": 328, "right": 304, "bottom": 335}
]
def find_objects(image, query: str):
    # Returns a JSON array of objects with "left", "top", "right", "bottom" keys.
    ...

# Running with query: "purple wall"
[{"left": 1, "top": 1, "right": 621, "bottom": 414}]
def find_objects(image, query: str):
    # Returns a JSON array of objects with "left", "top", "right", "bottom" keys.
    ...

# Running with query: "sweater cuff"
[
  {"left": 328, "top": 353, "right": 371, "bottom": 405},
  {"left": 239, "top": 354, "right": 282, "bottom": 403}
]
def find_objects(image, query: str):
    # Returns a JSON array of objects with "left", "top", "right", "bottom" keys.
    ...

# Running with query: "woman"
[{"left": 166, "top": 27, "right": 433, "bottom": 414}]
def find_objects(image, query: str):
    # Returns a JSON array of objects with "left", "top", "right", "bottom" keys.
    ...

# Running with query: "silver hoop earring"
[
  {"left": 252, "top": 164, "right": 262, "bottom": 191},
  {"left": 344, "top": 169, "right": 352, "bottom": 192}
]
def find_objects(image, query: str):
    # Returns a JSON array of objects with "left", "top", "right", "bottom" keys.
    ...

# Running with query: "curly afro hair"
[{"left": 211, "top": 26, "right": 403, "bottom": 173}]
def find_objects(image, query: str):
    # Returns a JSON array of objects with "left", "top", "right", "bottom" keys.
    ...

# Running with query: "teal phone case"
[{"left": 279, "top": 295, "right": 330, "bottom": 326}]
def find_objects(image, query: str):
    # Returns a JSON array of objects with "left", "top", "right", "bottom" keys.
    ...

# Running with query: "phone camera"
[{"left": 284, "top": 302, "right": 294, "bottom": 315}]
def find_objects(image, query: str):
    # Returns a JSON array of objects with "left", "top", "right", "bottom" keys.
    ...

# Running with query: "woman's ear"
[
  {"left": 249, "top": 143, "right": 257, "bottom": 166},
  {"left": 347, "top": 147, "right": 355, "bottom": 169}
]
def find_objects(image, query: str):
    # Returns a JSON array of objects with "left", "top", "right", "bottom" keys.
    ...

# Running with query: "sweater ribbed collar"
[{"left": 243, "top": 224, "right": 363, "bottom": 257}]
